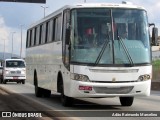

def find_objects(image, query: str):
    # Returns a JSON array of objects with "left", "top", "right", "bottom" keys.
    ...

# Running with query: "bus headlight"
[
  {"left": 5, "top": 70, "right": 10, "bottom": 74},
  {"left": 138, "top": 74, "right": 151, "bottom": 81},
  {"left": 71, "top": 73, "right": 90, "bottom": 82}
]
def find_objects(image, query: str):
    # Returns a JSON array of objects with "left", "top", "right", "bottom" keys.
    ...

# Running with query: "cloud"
[
  {"left": 0, "top": 16, "right": 10, "bottom": 41},
  {"left": 0, "top": 16, "right": 11, "bottom": 54},
  {"left": 0, "top": 16, "right": 26, "bottom": 57}
]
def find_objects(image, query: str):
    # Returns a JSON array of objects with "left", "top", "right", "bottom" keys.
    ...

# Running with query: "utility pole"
[
  {"left": 3, "top": 39, "right": 5, "bottom": 60},
  {"left": 11, "top": 32, "right": 16, "bottom": 58},
  {"left": 20, "top": 24, "right": 24, "bottom": 58},
  {"left": 41, "top": 6, "right": 48, "bottom": 18}
]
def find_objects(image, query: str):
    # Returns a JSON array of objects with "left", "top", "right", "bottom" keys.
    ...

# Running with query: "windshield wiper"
[
  {"left": 94, "top": 35, "right": 110, "bottom": 66},
  {"left": 118, "top": 36, "right": 134, "bottom": 67}
]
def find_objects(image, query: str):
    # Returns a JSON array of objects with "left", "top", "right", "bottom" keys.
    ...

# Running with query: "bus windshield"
[
  {"left": 70, "top": 8, "right": 151, "bottom": 66},
  {"left": 6, "top": 61, "right": 25, "bottom": 68}
]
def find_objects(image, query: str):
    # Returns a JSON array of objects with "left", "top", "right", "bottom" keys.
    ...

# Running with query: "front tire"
[
  {"left": 60, "top": 80, "right": 73, "bottom": 107},
  {"left": 3, "top": 80, "right": 7, "bottom": 84},
  {"left": 119, "top": 97, "right": 134, "bottom": 106},
  {"left": 0, "top": 78, "right": 3, "bottom": 84}
]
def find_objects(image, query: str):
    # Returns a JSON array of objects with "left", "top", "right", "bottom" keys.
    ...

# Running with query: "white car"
[{"left": 1, "top": 59, "right": 26, "bottom": 84}]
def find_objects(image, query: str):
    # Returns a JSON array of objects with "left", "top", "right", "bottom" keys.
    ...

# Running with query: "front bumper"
[
  {"left": 4, "top": 76, "right": 26, "bottom": 81},
  {"left": 65, "top": 80, "right": 151, "bottom": 98}
]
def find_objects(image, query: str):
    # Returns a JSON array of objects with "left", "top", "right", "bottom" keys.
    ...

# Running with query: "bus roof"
[
  {"left": 28, "top": 3, "right": 145, "bottom": 29},
  {"left": 70, "top": 3, "right": 145, "bottom": 9}
]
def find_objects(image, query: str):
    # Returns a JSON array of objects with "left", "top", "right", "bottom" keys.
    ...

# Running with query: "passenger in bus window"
[{"left": 84, "top": 27, "right": 97, "bottom": 47}]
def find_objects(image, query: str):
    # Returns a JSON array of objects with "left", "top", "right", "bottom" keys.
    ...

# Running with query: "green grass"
[
  {"left": 152, "top": 60, "right": 160, "bottom": 80},
  {"left": 152, "top": 60, "right": 160, "bottom": 66}
]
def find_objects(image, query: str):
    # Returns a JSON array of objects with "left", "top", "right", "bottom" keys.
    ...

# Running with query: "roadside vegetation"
[{"left": 152, "top": 60, "right": 160, "bottom": 80}]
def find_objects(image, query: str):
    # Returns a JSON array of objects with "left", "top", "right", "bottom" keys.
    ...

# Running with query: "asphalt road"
[{"left": 0, "top": 82, "right": 160, "bottom": 120}]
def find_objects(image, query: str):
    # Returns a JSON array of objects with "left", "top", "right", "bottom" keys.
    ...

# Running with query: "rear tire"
[
  {"left": 35, "top": 86, "right": 43, "bottom": 97},
  {"left": 34, "top": 71, "right": 43, "bottom": 97},
  {"left": 43, "top": 89, "right": 51, "bottom": 98},
  {"left": 119, "top": 97, "right": 134, "bottom": 106}
]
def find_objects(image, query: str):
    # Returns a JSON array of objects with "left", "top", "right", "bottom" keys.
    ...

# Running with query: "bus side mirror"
[
  {"left": 65, "top": 28, "right": 70, "bottom": 45},
  {"left": 152, "top": 27, "right": 158, "bottom": 46}
]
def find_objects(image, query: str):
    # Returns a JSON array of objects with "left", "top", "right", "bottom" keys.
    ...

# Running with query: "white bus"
[{"left": 26, "top": 2, "right": 156, "bottom": 106}]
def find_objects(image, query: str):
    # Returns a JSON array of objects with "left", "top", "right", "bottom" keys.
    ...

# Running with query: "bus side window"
[
  {"left": 36, "top": 26, "right": 40, "bottom": 45},
  {"left": 29, "top": 29, "right": 32, "bottom": 47},
  {"left": 45, "top": 21, "right": 50, "bottom": 43},
  {"left": 41, "top": 23, "right": 46, "bottom": 44},
  {"left": 31, "top": 28, "right": 35, "bottom": 46},
  {"left": 55, "top": 15, "right": 62, "bottom": 41},
  {"left": 26, "top": 30, "right": 29, "bottom": 48},
  {"left": 34, "top": 27, "right": 37, "bottom": 46},
  {"left": 51, "top": 18, "right": 56, "bottom": 42},
  {"left": 48, "top": 20, "right": 52, "bottom": 42},
  {"left": 39, "top": 25, "right": 43, "bottom": 44}
]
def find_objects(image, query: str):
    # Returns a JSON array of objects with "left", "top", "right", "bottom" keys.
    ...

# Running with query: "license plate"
[{"left": 13, "top": 77, "right": 18, "bottom": 79}]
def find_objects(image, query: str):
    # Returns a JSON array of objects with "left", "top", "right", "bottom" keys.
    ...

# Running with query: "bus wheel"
[
  {"left": 35, "top": 86, "right": 43, "bottom": 97},
  {"left": 34, "top": 71, "right": 43, "bottom": 97},
  {"left": 43, "top": 89, "right": 51, "bottom": 98},
  {"left": 0, "top": 79, "right": 3, "bottom": 84},
  {"left": 3, "top": 80, "right": 7, "bottom": 84},
  {"left": 119, "top": 97, "right": 134, "bottom": 106},
  {"left": 60, "top": 81, "right": 73, "bottom": 107}
]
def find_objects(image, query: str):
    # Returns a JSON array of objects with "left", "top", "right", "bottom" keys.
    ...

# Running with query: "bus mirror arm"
[
  {"left": 149, "top": 23, "right": 155, "bottom": 27},
  {"left": 65, "top": 28, "right": 70, "bottom": 45}
]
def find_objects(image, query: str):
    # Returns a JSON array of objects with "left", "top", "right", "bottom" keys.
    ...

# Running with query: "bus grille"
[
  {"left": 93, "top": 86, "right": 134, "bottom": 94},
  {"left": 10, "top": 71, "right": 21, "bottom": 74}
]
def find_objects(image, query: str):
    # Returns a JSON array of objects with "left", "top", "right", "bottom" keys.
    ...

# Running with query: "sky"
[{"left": 0, "top": 0, "right": 160, "bottom": 57}]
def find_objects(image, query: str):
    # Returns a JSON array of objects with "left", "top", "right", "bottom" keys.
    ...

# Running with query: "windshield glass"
[
  {"left": 70, "top": 8, "right": 151, "bottom": 66},
  {"left": 6, "top": 61, "right": 25, "bottom": 68}
]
